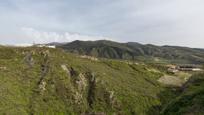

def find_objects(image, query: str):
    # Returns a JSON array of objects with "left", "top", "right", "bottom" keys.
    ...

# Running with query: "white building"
[{"left": 35, "top": 44, "right": 56, "bottom": 48}]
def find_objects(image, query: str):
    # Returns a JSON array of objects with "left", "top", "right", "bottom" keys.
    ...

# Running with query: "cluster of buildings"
[{"left": 167, "top": 64, "right": 203, "bottom": 73}]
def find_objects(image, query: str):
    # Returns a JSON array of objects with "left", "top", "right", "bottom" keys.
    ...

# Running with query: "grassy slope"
[
  {"left": 0, "top": 46, "right": 167, "bottom": 115},
  {"left": 162, "top": 73, "right": 204, "bottom": 115}
]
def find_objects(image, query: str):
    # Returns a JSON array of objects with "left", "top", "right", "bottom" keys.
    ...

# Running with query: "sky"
[{"left": 0, "top": 0, "right": 204, "bottom": 48}]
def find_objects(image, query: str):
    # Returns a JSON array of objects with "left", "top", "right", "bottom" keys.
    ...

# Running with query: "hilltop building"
[{"left": 33, "top": 44, "right": 56, "bottom": 48}]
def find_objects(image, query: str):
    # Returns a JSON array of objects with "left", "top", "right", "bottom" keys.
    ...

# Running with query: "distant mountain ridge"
[{"left": 57, "top": 40, "right": 204, "bottom": 64}]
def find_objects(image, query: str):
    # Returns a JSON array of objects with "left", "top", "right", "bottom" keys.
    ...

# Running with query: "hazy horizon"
[{"left": 0, "top": 0, "right": 204, "bottom": 48}]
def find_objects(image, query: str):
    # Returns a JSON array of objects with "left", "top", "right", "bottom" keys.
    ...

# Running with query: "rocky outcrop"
[
  {"left": 87, "top": 73, "right": 96, "bottom": 108},
  {"left": 24, "top": 52, "right": 34, "bottom": 68},
  {"left": 61, "top": 64, "right": 77, "bottom": 78},
  {"left": 76, "top": 73, "right": 88, "bottom": 92},
  {"left": 73, "top": 91, "right": 83, "bottom": 104},
  {"left": 39, "top": 80, "right": 47, "bottom": 94},
  {"left": 37, "top": 51, "right": 50, "bottom": 94},
  {"left": 0, "top": 66, "right": 7, "bottom": 71},
  {"left": 61, "top": 65, "right": 69, "bottom": 73},
  {"left": 40, "top": 51, "right": 50, "bottom": 78}
]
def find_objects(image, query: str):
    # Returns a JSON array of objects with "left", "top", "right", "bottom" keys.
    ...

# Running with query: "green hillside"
[
  {"left": 0, "top": 46, "right": 167, "bottom": 115},
  {"left": 59, "top": 40, "right": 204, "bottom": 64},
  {"left": 162, "top": 73, "right": 204, "bottom": 115},
  {"left": 0, "top": 46, "right": 204, "bottom": 115}
]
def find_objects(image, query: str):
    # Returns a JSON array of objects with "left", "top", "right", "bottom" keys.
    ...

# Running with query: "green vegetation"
[
  {"left": 59, "top": 40, "right": 204, "bottom": 64},
  {"left": 162, "top": 73, "right": 204, "bottom": 115},
  {"left": 0, "top": 46, "right": 204, "bottom": 115},
  {"left": 0, "top": 46, "right": 166, "bottom": 115}
]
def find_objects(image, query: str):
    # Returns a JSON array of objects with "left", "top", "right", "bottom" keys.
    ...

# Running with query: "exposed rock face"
[
  {"left": 109, "top": 91, "right": 115, "bottom": 105},
  {"left": 69, "top": 71, "right": 121, "bottom": 113},
  {"left": 0, "top": 66, "right": 7, "bottom": 71},
  {"left": 37, "top": 51, "right": 50, "bottom": 94},
  {"left": 71, "top": 73, "right": 89, "bottom": 105},
  {"left": 39, "top": 80, "right": 47, "bottom": 94},
  {"left": 61, "top": 64, "right": 70, "bottom": 77},
  {"left": 61, "top": 64, "right": 77, "bottom": 77},
  {"left": 40, "top": 51, "right": 50, "bottom": 78},
  {"left": 61, "top": 65, "right": 69, "bottom": 72},
  {"left": 24, "top": 52, "right": 34, "bottom": 68},
  {"left": 76, "top": 73, "right": 88, "bottom": 92},
  {"left": 73, "top": 91, "right": 83, "bottom": 104},
  {"left": 87, "top": 73, "right": 96, "bottom": 108}
]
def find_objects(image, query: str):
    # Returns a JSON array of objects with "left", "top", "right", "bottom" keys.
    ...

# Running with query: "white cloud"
[
  {"left": 21, "top": 27, "right": 111, "bottom": 44},
  {"left": 1, "top": 0, "right": 204, "bottom": 48}
]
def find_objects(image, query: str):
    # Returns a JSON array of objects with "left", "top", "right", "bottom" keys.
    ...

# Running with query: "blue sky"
[{"left": 0, "top": 0, "right": 204, "bottom": 48}]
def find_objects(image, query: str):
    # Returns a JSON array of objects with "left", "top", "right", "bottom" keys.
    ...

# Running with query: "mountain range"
[{"left": 56, "top": 40, "right": 204, "bottom": 64}]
